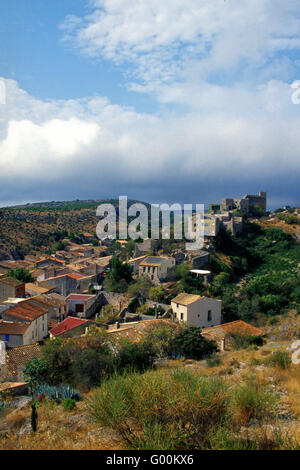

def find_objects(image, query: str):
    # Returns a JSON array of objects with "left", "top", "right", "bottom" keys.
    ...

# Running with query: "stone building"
[
  {"left": 221, "top": 191, "right": 266, "bottom": 216},
  {"left": 0, "top": 277, "right": 25, "bottom": 303},
  {"left": 139, "top": 256, "right": 175, "bottom": 284}
]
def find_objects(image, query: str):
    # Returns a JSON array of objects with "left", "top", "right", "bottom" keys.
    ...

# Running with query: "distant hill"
[{"left": 0, "top": 198, "right": 151, "bottom": 261}]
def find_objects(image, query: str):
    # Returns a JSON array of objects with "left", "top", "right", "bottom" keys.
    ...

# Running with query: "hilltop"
[{"left": 0, "top": 198, "right": 150, "bottom": 261}]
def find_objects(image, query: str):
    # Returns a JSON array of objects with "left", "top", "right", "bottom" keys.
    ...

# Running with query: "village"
[
  {"left": 0, "top": 190, "right": 300, "bottom": 450},
  {"left": 0, "top": 190, "right": 268, "bottom": 381}
]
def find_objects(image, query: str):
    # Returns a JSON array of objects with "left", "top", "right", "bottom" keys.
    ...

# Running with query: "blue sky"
[{"left": 0, "top": 0, "right": 300, "bottom": 209}]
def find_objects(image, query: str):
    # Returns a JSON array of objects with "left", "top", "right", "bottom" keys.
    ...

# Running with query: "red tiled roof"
[
  {"left": 50, "top": 316, "right": 88, "bottom": 337},
  {"left": 201, "top": 320, "right": 264, "bottom": 340},
  {"left": 46, "top": 272, "right": 84, "bottom": 281},
  {"left": 0, "top": 322, "right": 30, "bottom": 335},
  {"left": 4, "top": 300, "right": 48, "bottom": 322},
  {"left": 66, "top": 294, "right": 95, "bottom": 301}
]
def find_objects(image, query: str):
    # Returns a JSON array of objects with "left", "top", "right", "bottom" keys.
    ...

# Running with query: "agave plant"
[{"left": 34, "top": 384, "right": 81, "bottom": 402}]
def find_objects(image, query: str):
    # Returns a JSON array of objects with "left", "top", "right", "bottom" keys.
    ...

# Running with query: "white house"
[{"left": 171, "top": 293, "right": 222, "bottom": 329}]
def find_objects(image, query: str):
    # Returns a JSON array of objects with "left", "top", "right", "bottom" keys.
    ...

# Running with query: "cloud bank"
[{"left": 1, "top": 0, "right": 300, "bottom": 207}]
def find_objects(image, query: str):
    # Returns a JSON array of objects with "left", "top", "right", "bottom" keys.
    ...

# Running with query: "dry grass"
[{"left": 0, "top": 398, "right": 124, "bottom": 450}]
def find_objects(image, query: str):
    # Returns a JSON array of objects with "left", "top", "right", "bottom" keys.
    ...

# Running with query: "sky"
[{"left": 0, "top": 0, "right": 300, "bottom": 209}]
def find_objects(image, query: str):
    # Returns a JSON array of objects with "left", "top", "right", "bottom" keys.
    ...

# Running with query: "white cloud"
[
  {"left": 0, "top": 77, "right": 300, "bottom": 198},
  {"left": 1, "top": 1, "right": 300, "bottom": 206},
  {"left": 61, "top": 0, "right": 300, "bottom": 95}
]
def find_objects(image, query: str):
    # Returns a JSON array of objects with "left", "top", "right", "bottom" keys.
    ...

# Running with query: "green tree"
[
  {"left": 127, "top": 276, "right": 152, "bottom": 302},
  {"left": 104, "top": 257, "right": 132, "bottom": 292},
  {"left": 23, "top": 358, "right": 47, "bottom": 396},
  {"left": 173, "top": 326, "right": 218, "bottom": 360},
  {"left": 149, "top": 286, "right": 165, "bottom": 302},
  {"left": 6, "top": 268, "right": 34, "bottom": 283},
  {"left": 210, "top": 272, "right": 231, "bottom": 297}
]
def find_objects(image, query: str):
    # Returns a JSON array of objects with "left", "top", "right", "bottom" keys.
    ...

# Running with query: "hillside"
[
  {"left": 0, "top": 198, "right": 150, "bottom": 261},
  {"left": 1, "top": 314, "right": 300, "bottom": 450}
]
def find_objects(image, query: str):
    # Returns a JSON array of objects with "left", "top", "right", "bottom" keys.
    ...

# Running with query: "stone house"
[
  {"left": 171, "top": 293, "right": 222, "bottom": 329},
  {"left": 0, "top": 277, "right": 25, "bottom": 303},
  {"left": 1, "top": 300, "right": 49, "bottom": 345},
  {"left": 30, "top": 293, "right": 68, "bottom": 321},
  {"left": 42, "top": 272, "right": 96, "bottom": 296},
  {"left": 139, "top": 256, "right": 176, "bottom": 284},
  {"left": 66, "top": 293, "right": 103, "bottom": 318},
  {"left": 187, "top": 250, "right": 210, "bottom": 268}
]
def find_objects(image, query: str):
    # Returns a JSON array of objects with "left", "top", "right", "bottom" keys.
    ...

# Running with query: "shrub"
[
  {"left": 88, "top": 369, "right": 229, "bottom": 450},
  {"left": 231, "top": 382, "right": 277, "bottom": 425},
  {"left": 62, "top": 398, "right": 76, "bottom": 411},
  {"left": 268, "top": 351, "right": 291, "bottom": 369},
  {"left": 0, "top": 400, "right": 5, "bottom": 411},
  {"left": 115, "top": 339, "right": 156, "bottom": 372},
  {"left": 229, "top": 333, "right": 264, "bottom": 350},
  {"left": 172, "top": 326, "right": 218, "bottom": 360},
  {"left": 206, "top": 354, "right": 222, "bottom": 368},
  {"left": 23, "top": 358, "right": 47, "bottom": 395},
  {"left": 6, "top": 267, "right": 34, "bottom": 283}
]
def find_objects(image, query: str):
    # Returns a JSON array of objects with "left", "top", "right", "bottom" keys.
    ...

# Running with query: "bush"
[
  {"left": 23, "top": 358, "right": 47, "bottom": 394},
  {"left": 231, "top": 382, "right": 277, "bottom": 425},
  {"left": 62, "top": 398, "right": 76, "bottom": 411},
  {"left": 88, "top": 369, "right": 229, "bottom": 450},
  {"left": 229, "top": 333, "right": 264, "bottom": 350},
  {"left": 268, "top": 351, "right": 291, "bottom": 369},
  {"left": 172, "top": 326, "right": 218, "bottom": 360},
  {"left": 6, "top": 267, "right": 34, "bottom": 283},
  {"left": 115, "top": 339, "right": 156, "bottom": 372},
  {"left": 206, "top": 354, "right": 222, "bottom": 368}
]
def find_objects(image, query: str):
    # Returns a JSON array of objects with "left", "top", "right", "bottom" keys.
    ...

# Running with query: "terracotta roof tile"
[
  {"left": 4, "top": 300, "right": 48, "bottom": 322},
  {"left": 50, "top": 316, "right": 88, "bottom": 337},
  {"left": 0, "top": 322, "right": 30, "bottom": 335}
]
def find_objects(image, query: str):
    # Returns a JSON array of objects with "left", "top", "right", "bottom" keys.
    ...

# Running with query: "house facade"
[
  {"left": 0, "top": 277, "right": 25, "bottom": 303},
  {"left": 66, "top": 293, "right": 102, "bottom": 318},
  {"left": 1, "top": 300, "right": 49, "bottom": 343},
  {"left": 0, "top": 321, "right": 37, "bottom": 348},
  {"left": 171, "top": 293, "right": 222, "bottom": 329},
  {"left": 139, "top": 256, "right": 175, "bottom": 284}
]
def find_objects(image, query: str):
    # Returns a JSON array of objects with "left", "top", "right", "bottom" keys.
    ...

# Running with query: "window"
[
  {"left": 207, "top": 310, "right": 212, "bottom": 322},
  {"left": 180, "top": 313, "right": 184, "bottom": 320}
]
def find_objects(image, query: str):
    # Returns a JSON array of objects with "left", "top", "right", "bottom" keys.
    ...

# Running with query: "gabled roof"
[
  {"left": 0, "top": 321, "right": 30, "bottom": 335},
  {"left": 66, "top": 294, "right": 95, "bottom": 301},
  {"left": 25, "top": 283, "right": 54, "bottom": 294},
  {"left": 201, "top": 320, "right": 264, "bottom": 340},
  {"left": 32, "top": 293, "right": 67, "bottom": 308},
  {"left": 50, "top": 316, "right": 88, "bottom": 337},
  {"left": 46, "top": 272, "right": 85, "bottom": 281},
  {"left": 3, "top": 300, "right": 48, "bottom": 322},
  {"left": 0, "top": 277, "right": 24, "bottom": 288},
  {"left": 171, "top": 293, "right": 203, "bottom": 306}
]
